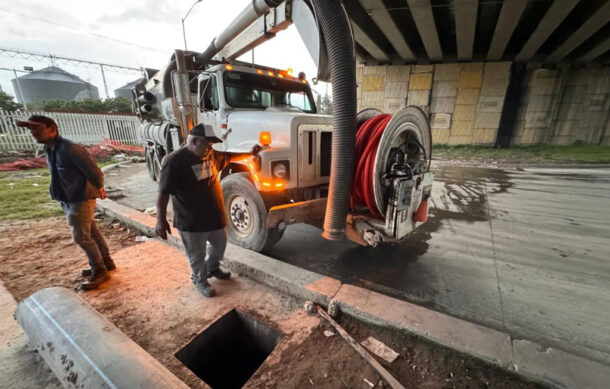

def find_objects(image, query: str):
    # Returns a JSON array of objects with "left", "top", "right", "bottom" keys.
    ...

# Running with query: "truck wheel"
[{"left": 221, "top": 173, "right": 282, "bottom": 252}]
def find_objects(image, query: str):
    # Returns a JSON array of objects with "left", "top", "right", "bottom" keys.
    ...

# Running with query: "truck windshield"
[{"left": 223, "top": 71, "right": 316, "bottom": 113}]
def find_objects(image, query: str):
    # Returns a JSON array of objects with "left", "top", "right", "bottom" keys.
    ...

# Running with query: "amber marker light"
[
  {"left": 257, "top": 69, "right": 264, "bottom": 75},
  {"left": 259, "top": 131, "right": 271, "bottom": 146},
  {"left": 287, "top": 68, "right": 293, "bottom": 76},
  {"left": 267, "top": 71, "right": 274, "bottom": 76},
  {"left": 225, "top": 64, "right": 233, "bottom": 70},
  {"left": 274, "top": 182, "right": 284, "bottom": 188},
  {"left": 262, "top": 182, "right": 271, "bottom": 187}
]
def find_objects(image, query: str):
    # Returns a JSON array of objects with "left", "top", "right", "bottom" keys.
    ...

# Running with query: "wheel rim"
[{"left": 227, "top": 194, "right": 254, "bottom": 238}]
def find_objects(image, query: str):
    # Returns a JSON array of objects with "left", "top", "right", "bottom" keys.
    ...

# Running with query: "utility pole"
[
  {"left": 100, "top": 64, "right": 110, "bottom": 99},
  {"left": 182, "top": 0, "right": 203, "bottom": 50}
]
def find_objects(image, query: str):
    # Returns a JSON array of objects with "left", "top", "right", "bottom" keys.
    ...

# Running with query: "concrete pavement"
[{"left": 105, "top": 163, "right": 610, "bottom": 367}]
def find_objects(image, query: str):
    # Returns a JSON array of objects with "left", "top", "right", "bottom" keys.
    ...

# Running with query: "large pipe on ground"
[
  {"left": 15, "top": 287, "right": 189, "bottom": 388},
  {"left": 201, "top": 0, "right": 285, "bottom": 60},
  {"left": 311, "top": 0, "right": 357, "bottom": 240}
]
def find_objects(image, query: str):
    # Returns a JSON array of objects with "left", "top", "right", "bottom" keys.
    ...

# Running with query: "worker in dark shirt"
[
  {"left": 17, "top": 115, "right": 115, "bottom": 290},
  {"left": 155, "top": 124, "right": 231, "bottom": 298}
]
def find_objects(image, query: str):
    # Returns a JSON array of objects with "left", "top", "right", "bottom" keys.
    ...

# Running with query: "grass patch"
[
  {"left": 0, "top": 169, "right": 61, "bottom": 220},
  {"left": 432, "top": 144, "right": 610, "bottom": 163},
  {"left": 0, "top": 162, "right": 116, "bottom": 221}
]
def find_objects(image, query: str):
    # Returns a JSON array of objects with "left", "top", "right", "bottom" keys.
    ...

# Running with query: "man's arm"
[
  {"left": 155, "top": 192, "right": 172, "bottom": 240},
  {"left": 69, "top": 144, "right": 105, "bottom": 193},
  {"left": 156, "top": 156, "right": 176, "bottom": 240}
]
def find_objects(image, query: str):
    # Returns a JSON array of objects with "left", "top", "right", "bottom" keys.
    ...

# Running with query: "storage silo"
[
  {"left": 11, "top": 66, "right": 99, "bottom": 104},
  {"left": 114, "top": 78, "right": 145, "bottom": 100}
]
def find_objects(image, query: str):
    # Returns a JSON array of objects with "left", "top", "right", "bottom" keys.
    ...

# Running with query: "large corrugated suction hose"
[{"left": 311, "top": 0, "right": 357, "bottom": 241}]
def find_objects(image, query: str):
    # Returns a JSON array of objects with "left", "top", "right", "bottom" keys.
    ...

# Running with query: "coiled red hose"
[{"left": 351, "top": 114, "right": 392, "bottom": 219}]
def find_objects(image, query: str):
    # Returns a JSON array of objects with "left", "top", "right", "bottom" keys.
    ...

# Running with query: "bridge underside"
[{"left": 347, "top": 0, "right": 610, "bottom": 66}]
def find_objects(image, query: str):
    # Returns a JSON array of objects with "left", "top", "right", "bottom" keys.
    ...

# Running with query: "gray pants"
[
  {"left": 61, "top": 200, "right": 109, "bottom": 271},
  {"left": 179, "top": 229, "right": 227, "bottom": 285}
]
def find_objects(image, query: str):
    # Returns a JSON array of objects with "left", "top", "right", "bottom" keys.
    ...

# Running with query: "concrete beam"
[
  {"left": 15, "top": 287, "right": 189, "bottom": 388},
  {"left": 546, "top": 1, "right": 610, "bottom": 63},
  {"left": 406, "top": 0, "right": 443, "bottom": 61},
  {"left": 360, "top": 0, "right": 416, "bottom": 62},
  {"left": 578, "top": 36, "right": 610, "bottom": 63},
  {"left": 351, "top": 19, "right": 391, "bottom": 62},
  {"left": 454, "top": 0, "right": 478, "bottom": 60},
  {"left": 487, "top": 0, "right": 528, "bottom": 60},
  {"left": 515, "top": 0, "right": 580, "bottom": 62}
]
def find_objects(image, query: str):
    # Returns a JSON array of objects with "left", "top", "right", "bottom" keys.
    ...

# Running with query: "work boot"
[
  {"left": 81, "top": 258, "right": 116, "bottom": 277},
  {"left": 80, "top": 268, "right": 110, "bottom": 291},
  {"left": 207, "top": 269, "right": 231, "bottom": 280},
  {"left": 195, "top": 281, "right": 216, "bottom": 298}
]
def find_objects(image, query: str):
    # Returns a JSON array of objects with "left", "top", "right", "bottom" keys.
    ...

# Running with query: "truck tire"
[{"left": 221, "top": 173, "right": 283, "bottom": 252}]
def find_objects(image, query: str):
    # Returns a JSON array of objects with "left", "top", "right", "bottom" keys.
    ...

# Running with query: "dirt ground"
[
  {"left": 252, "top": 316, "right": 544, "bottom": 389},
  {"left": 0, "top": 217, "right": 545, "bottom": 388},
  {"left": 0, "top": 215, "right": 141, "bottom": 301}
]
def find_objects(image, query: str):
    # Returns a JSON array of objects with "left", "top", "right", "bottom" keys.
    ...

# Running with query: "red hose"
[{"left": 351, "top": 114, "right": 392, "bottom": 219}]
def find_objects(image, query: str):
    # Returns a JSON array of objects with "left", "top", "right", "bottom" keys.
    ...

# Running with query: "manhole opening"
[{"left": 175, "top": 309, "right": 283, "bottom": 389}]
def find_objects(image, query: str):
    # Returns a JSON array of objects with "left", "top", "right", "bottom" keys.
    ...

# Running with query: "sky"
[{"left": 0, "top": 0, "right": 329, "bottom": 102}]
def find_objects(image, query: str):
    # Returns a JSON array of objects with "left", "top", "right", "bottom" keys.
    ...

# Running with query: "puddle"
[{"left": 175, "top": 309, "right": 283, "bottom": 389}]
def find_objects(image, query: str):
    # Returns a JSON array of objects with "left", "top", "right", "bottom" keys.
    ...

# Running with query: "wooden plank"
[{"left": 316, "top": 306, "right": 406, "bottom": 389}]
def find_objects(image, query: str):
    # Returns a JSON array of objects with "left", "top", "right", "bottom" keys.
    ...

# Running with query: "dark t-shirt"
[{"left": 158, "top": 148, "right": 229, "bottom": 232}]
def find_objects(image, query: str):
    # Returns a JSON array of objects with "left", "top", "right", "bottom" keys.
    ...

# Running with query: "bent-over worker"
[{"left": 155, "top": 124, "right": 231, "bottom": 298}]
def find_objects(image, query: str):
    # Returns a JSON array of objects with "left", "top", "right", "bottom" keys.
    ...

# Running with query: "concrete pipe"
[{"left": 15, "top": 287, "right": 188, "bottom": 389}]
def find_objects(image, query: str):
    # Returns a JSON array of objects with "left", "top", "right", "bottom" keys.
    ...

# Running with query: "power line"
[
  {"left": 0, "top": 6, "right": 167, "bottom": 54},
  {"left": 0, "top": 47, "right": 148, "bottom": 99},
  {"left": 0, "top": 47, "right": 143, "bottom": 73}
]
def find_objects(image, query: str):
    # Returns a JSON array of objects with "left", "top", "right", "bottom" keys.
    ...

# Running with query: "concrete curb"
[
  {"left": 95, "top": 199, "right": 341, "bottom": 307},
  {"left": 330, "top": 285, "right": 610, "bottom": 388},
  {"left": 95, "top": 198, "right": 610, "bottom": 389}
]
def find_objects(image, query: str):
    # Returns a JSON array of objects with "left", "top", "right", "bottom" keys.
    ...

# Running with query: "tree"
[
  {"left": 28, "top": 97, "right": 133, "bottom": 114},
  {"left": 0, "top": 91, "right": 21, "bottom": 112},
  {"left": 321, "top": 92, "right": 332, "bottom": 115},
  {"left": 315, "top": 94, "right": 322, "bottom": 112}
]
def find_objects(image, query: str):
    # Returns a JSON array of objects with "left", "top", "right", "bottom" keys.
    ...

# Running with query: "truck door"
[{"left": 198, "top": 74, "right": 225, "bottom": 149}]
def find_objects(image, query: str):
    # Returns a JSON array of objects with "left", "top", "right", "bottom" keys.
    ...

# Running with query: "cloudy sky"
[{"left": 0, "top": 0, "right": 327, "bottom": 101}]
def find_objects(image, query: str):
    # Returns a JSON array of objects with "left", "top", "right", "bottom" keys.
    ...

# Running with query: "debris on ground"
[
  {"left": 0, "top": 139, "right": 144, "bottom": 172},
  {"left": 361, "top": 337, "right": 400, "bottom": 363},
  {"left": 144, "top": 207, "right": 157, "bottom": 215},
  {"left": 323, "top": 330, "right": 335, "bottom": 337}
]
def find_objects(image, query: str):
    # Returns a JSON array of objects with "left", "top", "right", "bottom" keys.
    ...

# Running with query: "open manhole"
[{"left": 175, "top": 309, "right": 283, "bottom": 388}]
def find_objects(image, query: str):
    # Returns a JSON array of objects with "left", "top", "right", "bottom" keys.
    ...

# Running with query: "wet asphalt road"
[{"left": 106, "top": 162, "right": 610, "bottom": 365}]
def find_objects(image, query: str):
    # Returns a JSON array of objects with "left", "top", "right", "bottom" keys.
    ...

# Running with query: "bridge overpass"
[{"left": 342, "top": 0, "right": 610, "bottom": 146}]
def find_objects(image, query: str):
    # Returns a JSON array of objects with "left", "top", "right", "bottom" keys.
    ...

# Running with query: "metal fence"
[{"left": 0, "top": 110, "right": 142, "bottom": 151}]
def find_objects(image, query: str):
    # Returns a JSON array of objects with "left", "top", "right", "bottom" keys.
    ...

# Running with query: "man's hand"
[
  {"left": 99, "top": 187, "right": 107, "bottom": 200},
  {"left": 155, "top": 218, "right": 172, "bottom": 240}
]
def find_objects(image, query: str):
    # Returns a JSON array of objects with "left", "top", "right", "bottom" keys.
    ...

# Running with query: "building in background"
[
  {"left": 11, "top": 66, "right": 99, "bottom": 104},
  {"left": 113, "top": 78, "right": 145, "bottom": 100}
]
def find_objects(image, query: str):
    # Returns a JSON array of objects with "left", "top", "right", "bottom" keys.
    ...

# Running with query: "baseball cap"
[
  {"left": 16, "top": 115, "right": 57, "bottom": 129},
  {"left": 190, "top": 123, "right": 222, "bottom": 143}
]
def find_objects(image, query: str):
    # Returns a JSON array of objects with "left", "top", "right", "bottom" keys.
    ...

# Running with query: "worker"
[
  {"left": 16, "top": 115, "right": 115, "bottom": 290},
  {"left": 155, "top": 124, "right": 231, "bottom": 298}
]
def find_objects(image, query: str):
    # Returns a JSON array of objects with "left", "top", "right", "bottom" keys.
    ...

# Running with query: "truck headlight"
[{"left": 271, "top": 161, "right": 289, "bottom": 179}]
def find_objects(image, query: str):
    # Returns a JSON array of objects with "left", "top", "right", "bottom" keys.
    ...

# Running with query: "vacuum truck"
[{"left": 132, "top": 0, "right": 434, "bottom": 252}]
